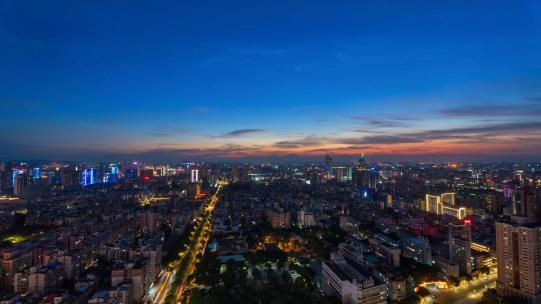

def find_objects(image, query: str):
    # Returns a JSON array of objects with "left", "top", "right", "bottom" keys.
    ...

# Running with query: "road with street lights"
[{"left": 144, "top": 180, "right": 225, "bottom": 304}]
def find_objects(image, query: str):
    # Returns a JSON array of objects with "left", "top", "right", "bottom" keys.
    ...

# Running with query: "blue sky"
[{"left": 1, "top": 0, "right": 541, "bottom": 161}]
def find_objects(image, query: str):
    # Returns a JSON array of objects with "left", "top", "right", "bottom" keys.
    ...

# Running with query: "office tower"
[
  {"left": 33, "top": 167, "right": 40, "bottom": 180},
  {"left": 424, "top": 192, "right": 466, "bottom": 220},
  {"left": 81, "top": 168, "right": 95, "bottom": 187},
  {"left": 143, "top": 165, "right": 166, "bottom": 177},
  {"left": 356, "top": 153, "right": 367, "bottom": 170},
  {"left": 448, "top": 222, "right": 472, "bottom": 275},
  {"left": 352, "top": 152, "right": 378, "bottom": 190},
  {"left": 62, "top": 169, "right": 80, "bottom": 189},
  {"left": 425, "top": 194, "right": 443, "bottom": 214},
  {"left": 191, "top": 169, "right": 199, "bottom": 183},
  {"left": 109, "top": 164, "right": 119, "bottom": 183},
  {"left": 14, "top": 174, "right": 33, "bottom": 197},
  {"left": 331, "top": 166, "right": 347, "bottom": 182}
]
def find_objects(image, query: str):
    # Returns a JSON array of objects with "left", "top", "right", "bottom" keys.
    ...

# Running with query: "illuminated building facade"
[
  {"left": 191, "top": 169, "right": 199, "bottom": 183},
  {"left": 448, "top": 222, "right": 472, "bottom": 275},
  {"left": 331, "top": 166, "right": 352, "bottom": 182},
  {"left": 352, "top": 153, "right": 378, "bottom": 190},
  {"left": 424, "top": 193, "right": 466, "bottom": 219},
  {"left": 81, "top": 168, "right": 96, "bottom": 187}
]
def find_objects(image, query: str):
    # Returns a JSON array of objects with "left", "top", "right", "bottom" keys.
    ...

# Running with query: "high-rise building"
[
  {"left": 510, "top": 187, "right": 540, "bottom": 224},
  {"left": 230, "top": 164, "right": 250, "bottom": 182},
  {"left": 242, "top": 165, "right": 251, "bottom": 181},
  {"left": 496, "top": 189, "right": 541, "bottom": 302},
  {"left": 33, "top": 167, "right": 40, "bottom": 180},
  {"left": 191, "top": 169, "right": 199, "bottom": 183},
  {"left": 331, "top": 166, "right": 348, "bottom": 182},
  {"left": 356, "top": 153, "right": 367, "bottom": 170},
  {"left": 352, "top": 152, "right": 378, "bottom": 190},
  {"left": 62, "top": 169, "right": 80, "bottom": 189},
  {"left": 81, "top": 168, "right": 95, "bottom": 187},
  {"left": 231, "top": 164, "right": 239, "bottom": 182},
  {"left": 0, "top": 162, "right": 11, "bottom": 194},
  {"left": 496, "top": 222, "right": 541, "bottom": 302},
  {"left": 322, "top": 254, "right": 387, "bottom": 304},
  {"left": 423, "top": 193, "right": 466, "bottom": 219},
  {"left": 448, "top": 222, "right": 472, "bottom": 275},
  {"left": 14, "top": 174, "right": 33, "bottom": 197}
]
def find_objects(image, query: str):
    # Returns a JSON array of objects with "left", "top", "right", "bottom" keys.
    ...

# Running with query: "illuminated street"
[
  {"left": 3, "top": 3, "right": 541, "bottom": 304},
  {"left": 425, "top": 273, "right": 497, "bottom": 304},
  {"left": 162, "top": 180, "right": 225, "bottom": 304},
  {"left": 142, "top": 181, "right": 225, "bottom": 304}
]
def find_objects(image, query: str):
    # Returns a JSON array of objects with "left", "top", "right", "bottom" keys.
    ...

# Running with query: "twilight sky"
[{"left": 1, "top": 0, "right": 541, "bottom": 162}]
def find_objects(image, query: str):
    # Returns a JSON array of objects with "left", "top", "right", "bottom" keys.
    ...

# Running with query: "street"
[
  {"left": 426, "top": 273, "right": 496, "bottom": 304},
  {"left": 145, "top": 180, "right": 225, "bottom": 304}
]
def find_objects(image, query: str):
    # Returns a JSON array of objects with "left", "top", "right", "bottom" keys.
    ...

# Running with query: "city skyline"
[{"left": 2, "top": 1, "right": 541, "bottom": 162}]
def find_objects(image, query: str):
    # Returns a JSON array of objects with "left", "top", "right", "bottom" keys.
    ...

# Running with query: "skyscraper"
[
  {"left": 356, "top": 153, "right": 367, "bottom": 170},
  {"left": 14, "top": 174, "right": 33, "bottom": 197},
  {"left": 352, "top": 152, "right": 378, "bottom": 190},
  {"left": 231, "top": 164, "right": 239, "bottom": 182},
  {"left": 448, "top": 222, "right": 472, "bottom": 276},
  {"left": 191, "top": 169, "right": 199, "bottom": 183},
  {"left": 496, "top": 189, "right": 541, "bottom": 302},
  {"left": 510, "top": 187, "right": 540, "bottom": 224},
  {"left": 496, "top": 222, "right": 541, "bottom": 302}
]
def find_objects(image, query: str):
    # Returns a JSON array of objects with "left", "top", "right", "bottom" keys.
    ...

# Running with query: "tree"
[{"left": 416, "top": 286, "right": 430, "bottom": 298}]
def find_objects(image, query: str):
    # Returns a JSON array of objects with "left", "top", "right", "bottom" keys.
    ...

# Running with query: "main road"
[
  {"left": 426, "top": 272, "right": 496, "bottom": 304},
  {"left": 145, "top": 180, "right": 226, "bottom": 304}
]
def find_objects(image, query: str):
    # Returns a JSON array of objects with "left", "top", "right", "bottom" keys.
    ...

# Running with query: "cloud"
[
  {"left": 350, "top": 116, "right": 412, "bottom": 127},
  {"left": 274, "top": 136, "right": 327, "bottom": 148},
  {"left": 339, "top": 135, "right": 423, "bottom": 145},
  {"left": 273, "top": 122, "right": 541, "bottom": 150},
  {"left": 217, "top": 129, "right": 266, "bottom": 138},
  {"left": 441, "top": 104, "right": 541, "bottom": 117},
  {"left": 340, "top": 121, "right": 541, "bottom": 145}
]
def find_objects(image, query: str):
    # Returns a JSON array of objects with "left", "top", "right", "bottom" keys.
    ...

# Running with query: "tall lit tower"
[
  {"left": 191, "top": 169, "right": 199, "bottom": 183},
  {"left": 357, "top": 153, "right": 367, "bottom": 170}
]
